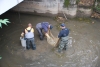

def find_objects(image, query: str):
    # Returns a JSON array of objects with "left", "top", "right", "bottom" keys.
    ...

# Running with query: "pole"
[{"left": 17, "top": 0, "right": 21, "bottom": 24}]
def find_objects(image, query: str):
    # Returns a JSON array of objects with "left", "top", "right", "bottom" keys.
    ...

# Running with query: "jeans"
[{"left": 26, "top": 38, "right": 36, "bottom": 50}]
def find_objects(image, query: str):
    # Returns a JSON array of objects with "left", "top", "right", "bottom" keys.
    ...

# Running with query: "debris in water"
[
  {"left": 11, "top": 50, "right": 13, "bottom": 54},
  {"left": 38, "top": 62, "right": 40, "bottom": 64},
  {"left": 92, "top": 21, "right": 94, "bottom": 24},
  {"left": 0, "top": 57, "right": 2, "bottom": 59}
]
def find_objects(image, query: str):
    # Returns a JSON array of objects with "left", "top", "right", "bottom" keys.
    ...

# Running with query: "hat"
[
  {"left": 60, "top": 23, "right": 65, "bottom": 27},
  {"left": 50, "top": 25, "right": 53, "bottom": 29}
]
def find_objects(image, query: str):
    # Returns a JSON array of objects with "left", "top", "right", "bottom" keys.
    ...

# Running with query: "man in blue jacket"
[
  {"left": 36, "top": 22, "right": 53, "bottom": 40},
  {"left": 58, "top": 23, "right": 69, "bottom": 53}
]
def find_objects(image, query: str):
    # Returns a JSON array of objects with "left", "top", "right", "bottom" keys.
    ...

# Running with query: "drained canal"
[{"left": 0, "top": 11, "right": 100, "bottom": 67}]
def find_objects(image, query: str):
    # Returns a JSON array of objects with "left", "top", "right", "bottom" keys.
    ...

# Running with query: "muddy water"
[{"left": 0, "top": 11, "right": 100, "bottom": 67}]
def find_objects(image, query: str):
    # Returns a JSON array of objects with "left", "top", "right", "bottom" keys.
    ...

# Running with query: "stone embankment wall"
[
  {"left": 12, "top": 0, "right": 95, "bottom": 18},
  {"left": 77, "top": 0, "right": 95, "bottom": 17}
]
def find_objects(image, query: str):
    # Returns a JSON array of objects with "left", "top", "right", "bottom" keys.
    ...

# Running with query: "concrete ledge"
[{"left": 77, "top": 7, "right": 92, "bottom": 17}]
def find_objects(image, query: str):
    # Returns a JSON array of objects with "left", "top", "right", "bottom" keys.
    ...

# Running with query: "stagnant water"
[{"left": 0, "top": 11, "right": 100, "bottom": 67}]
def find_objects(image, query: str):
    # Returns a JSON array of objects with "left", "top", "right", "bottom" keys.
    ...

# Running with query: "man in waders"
[
  {"left": 24, "top": 23, "right": 36, "bottom": 50},
  {"left": 36, "top": 22, "right": 53, "bottom": 40},
  {"left": 58, "top": 23, "right": 69, "bottom": 53}
]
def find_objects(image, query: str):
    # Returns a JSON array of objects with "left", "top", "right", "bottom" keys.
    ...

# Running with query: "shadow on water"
[{"left": 0, "top": 11, "right": 100, "bottom": 67}]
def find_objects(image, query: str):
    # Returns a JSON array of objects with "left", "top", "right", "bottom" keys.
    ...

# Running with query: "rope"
[
  {"left": 57, "top": 1, "right": 67, "bottom": 20},
  {"left": 17, "top": 0, "right": 22, "bottom": 24}
]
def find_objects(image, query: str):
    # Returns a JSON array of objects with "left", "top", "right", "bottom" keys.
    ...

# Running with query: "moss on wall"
[
  {"left": 64, "top": 0, "right": 70, "bottom": 7},
  {"left": 95, "top": 3, "right": 100, "bottom": 12},
  {"left": 76, "top": 0, "right": 80, "bottom": 4}
]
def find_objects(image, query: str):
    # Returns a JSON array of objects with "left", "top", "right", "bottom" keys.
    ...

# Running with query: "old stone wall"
[
  {"left": 12, "top": 0, "right": 95, "bottom": 18},
  {"left": 77, "top": 0, "right": 95, "bottom": 17},
  {"left": 12, "top": 0, "right": 77, "bottom": 17}
]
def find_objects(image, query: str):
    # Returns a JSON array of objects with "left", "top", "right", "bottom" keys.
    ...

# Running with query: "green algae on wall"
[
  {"left": 64, "top": 0, "right": 70, "bottom": 7},
  {"left": 94, "top": 3, "right": 100, "bottom": 13},
  {"left": 76, "top": 0, "right": 80, "bottom": 4},
  {"left": 72, "top": 17, "right": 92, "bottom": 23}
]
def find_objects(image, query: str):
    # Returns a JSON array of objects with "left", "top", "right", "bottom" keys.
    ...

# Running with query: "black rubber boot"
[{"left": 40, "top": 36, "right": 43, "bottom": 40}]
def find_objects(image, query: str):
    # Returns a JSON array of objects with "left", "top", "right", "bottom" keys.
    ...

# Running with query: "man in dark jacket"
[
  {"left": 58, "top": 23, "right": 69, "bottom": 53},
  {"left": 36, "top": 22, "right": 53, "bottom": 40}
]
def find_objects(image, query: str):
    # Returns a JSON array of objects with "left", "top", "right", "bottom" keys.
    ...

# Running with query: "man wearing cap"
[
  {"left": 58, "top": 23, "right": 69, "bottom": 53},
  {"left": 36, "top": 22, "right": 53, "bottom": 40}
]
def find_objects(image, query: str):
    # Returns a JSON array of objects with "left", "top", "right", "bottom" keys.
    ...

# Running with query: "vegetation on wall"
[
  {"left": 76, "top": 0, "right": 80, "bottom": 4},
  {"left": 64, "top": 0, "right": 80, "bottom": 7},
  {"left": 64, "top": 0, "right": 70, "bottom": 7},
  {"left": 94, "top": 3, "right": 100, "bottom": 13}
]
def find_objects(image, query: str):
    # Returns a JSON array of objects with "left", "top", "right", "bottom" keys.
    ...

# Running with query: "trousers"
[
  {"left": 58, "top": 36, "right": 69, "bottom": 52},
  {"left": 26, "top": 38, "right": 36, "bottom": 50},
  {"left": 36, "top": 23, "right": 44, "bottom": 40}
]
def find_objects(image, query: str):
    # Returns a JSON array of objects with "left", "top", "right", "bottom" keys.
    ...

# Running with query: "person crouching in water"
[
  {"left": 58, "top": 23, "right": 69, "bottom": 53},
  {"left": 25, "top": 23, "right": 36, "bottom": 50},
  {"left": 36, "top": 22, "right": 53, "bottom": 40}
]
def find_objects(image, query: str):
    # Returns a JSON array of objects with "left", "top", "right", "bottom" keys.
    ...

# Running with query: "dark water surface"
[{"left": 0, "top": 11, "right": 100, "bottom": 67}]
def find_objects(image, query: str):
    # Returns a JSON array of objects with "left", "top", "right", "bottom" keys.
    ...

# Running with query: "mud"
[{"left": 0, "top": 11, "right": 100, "bottom": 67}]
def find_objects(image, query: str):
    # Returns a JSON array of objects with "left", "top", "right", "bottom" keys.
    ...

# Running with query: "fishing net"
[{"left": 47, "top": 31, "right": 59, "bottom": 47}]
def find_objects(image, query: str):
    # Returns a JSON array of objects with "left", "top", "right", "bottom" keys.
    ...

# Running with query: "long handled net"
[{"left": 47, "top": 31, "right": 59, "bottom": 47}]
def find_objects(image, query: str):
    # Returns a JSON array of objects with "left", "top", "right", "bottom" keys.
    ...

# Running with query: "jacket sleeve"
[
  {"left": 42, "top": 22, "right": 49, "bottom": 33},
  {"left": 43, "top": 26, "right": 48, "bottom": 33},
  {"left": 58, "top": 31, "right": 62, "bottom": 38}
]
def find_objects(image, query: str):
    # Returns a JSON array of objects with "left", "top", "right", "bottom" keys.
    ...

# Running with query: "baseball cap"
[{"left": 60, "top": 23, "right": 65, "bottom": 27}]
